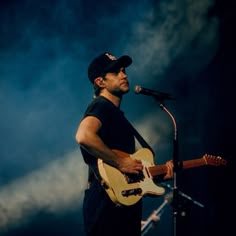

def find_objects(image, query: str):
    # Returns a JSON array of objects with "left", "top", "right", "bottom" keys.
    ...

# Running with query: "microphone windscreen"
[{"left": 134, "top": 85, "right": 142, "bottom": 94}]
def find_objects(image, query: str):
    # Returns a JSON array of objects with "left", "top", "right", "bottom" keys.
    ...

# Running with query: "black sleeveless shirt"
[{"left": 80, "top": 96, "right": 135, "bottom": 171}]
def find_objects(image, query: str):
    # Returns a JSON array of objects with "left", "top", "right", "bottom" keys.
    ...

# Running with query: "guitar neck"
[{"left": 149, "top": 158, "right": 207, "bottom": 177}]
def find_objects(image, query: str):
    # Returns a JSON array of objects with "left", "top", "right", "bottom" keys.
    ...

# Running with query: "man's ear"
[{"left": 94, "top": 77, "right": 105, "bottom": 87}]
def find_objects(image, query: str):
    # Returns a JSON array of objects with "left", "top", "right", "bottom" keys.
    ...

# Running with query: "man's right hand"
[{"left": 117, "top": 157, "right": 143, "bottom": 174}]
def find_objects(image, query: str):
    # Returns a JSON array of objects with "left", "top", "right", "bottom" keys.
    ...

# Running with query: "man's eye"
[
  {"left": 112, "top": 68, "right": 126, "bottom": 74},
  {"left": 112, "top": 69, "right": 120, "bottom": 74}
]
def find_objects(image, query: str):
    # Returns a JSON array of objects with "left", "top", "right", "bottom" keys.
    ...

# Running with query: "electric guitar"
[{"left": 97, "top": 148, "right": 227, "bottom": 206}]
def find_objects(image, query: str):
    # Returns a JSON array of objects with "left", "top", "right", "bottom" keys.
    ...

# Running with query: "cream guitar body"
[{"left": 97, "top": 148, "right": 226, "bottom": 206}]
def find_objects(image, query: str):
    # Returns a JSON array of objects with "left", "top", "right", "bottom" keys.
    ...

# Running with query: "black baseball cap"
[{"left": 88, "top": 52, "right": 132, "bottom": 83}]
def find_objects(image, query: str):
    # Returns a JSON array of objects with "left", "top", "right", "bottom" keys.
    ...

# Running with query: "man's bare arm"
[{"left": 75, "top": 116, "right": 143, "bottom": 174}]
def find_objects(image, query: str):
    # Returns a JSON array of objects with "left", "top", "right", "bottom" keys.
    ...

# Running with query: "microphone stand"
[
  {"left": 135, "top": 89, "right": 205, "bottom": 235},
  {"left": 154, "top": 96, "right": 180, "bottom": 236},
  {"left": 141, "top": 187, "right": 204, "bottom": 235}
]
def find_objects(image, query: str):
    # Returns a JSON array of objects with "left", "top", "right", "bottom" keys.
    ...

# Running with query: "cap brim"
[{"left": 104, "top": 55, "right": 132, "bottom": 72}]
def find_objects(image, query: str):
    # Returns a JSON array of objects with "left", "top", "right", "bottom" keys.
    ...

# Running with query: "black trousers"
[{"left": 83, "top": 180, "right": 142, "bottom": 236}]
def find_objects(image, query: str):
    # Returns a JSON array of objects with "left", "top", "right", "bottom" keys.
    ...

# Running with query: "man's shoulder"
[
  {"left": 88, "top": 96, "right": 114, "bottom": 108},
  {"left": 84, "top": 96, "right": 115, "bottom": 119}
]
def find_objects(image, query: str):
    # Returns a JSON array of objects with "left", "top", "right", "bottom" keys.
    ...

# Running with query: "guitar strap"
[{"left": 127, "top": 120, "right": 155, "bottom": 156}]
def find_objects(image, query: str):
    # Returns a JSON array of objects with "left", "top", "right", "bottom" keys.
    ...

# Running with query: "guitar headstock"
[{"left": 203, "top": 154, "right": 227, "bottom": 166}]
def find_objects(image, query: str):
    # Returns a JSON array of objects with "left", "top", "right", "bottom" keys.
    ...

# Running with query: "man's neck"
[{"left": 100, "top": 91, "right": 122, "bottom": 107}]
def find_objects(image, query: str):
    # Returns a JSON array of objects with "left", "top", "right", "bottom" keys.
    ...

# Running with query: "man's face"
[{"left": 102, "top": 67, "right": 130, "bottom": 96}]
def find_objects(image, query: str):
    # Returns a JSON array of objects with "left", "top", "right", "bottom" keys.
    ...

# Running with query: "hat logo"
[{"left": 105, "top": 53, "right": 117, "bottom": 61}]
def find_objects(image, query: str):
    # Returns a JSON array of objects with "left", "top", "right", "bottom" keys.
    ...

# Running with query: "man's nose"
[{"left": 120, "top": 70, "right": 127, "bottom": 78}]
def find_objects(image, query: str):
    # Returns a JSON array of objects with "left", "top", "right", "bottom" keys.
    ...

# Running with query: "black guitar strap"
[{"left": 126, "top": 120, "right": 155, "bottom": 156}]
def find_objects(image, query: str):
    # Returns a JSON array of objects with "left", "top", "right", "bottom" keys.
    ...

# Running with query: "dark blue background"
[{"left": 0, "top": 0, "right": 234, "bottom": 235}]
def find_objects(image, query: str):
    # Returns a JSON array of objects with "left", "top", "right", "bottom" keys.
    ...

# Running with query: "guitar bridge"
[{"left": 121, "top": 188, "right": 142, "bottom": 197}]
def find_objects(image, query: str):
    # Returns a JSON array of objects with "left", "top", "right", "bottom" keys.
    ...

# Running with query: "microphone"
[{"left": 134, "top": 85, "right": 175, "bottom": 100}]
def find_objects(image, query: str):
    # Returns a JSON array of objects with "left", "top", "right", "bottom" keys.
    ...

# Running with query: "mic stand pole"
[{"left": 154, "top": 97, "right": 181, "bottom": 236}]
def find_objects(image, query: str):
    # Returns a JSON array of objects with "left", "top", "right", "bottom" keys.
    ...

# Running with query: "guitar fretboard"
[{"left": 148, "top": 158, "right": 207, "bottom": 177}]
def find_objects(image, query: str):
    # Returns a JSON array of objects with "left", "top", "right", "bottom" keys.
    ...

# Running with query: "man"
[{"left": 75, "top": 52, "right": 173, "bottom": 236}]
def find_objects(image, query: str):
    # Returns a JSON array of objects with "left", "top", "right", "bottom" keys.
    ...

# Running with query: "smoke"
[
  {"left": 0, "top": 112, "right": 171, "bottom": 232},
  {"left": 134, "top": 112, "right": 171, "bottom": 147},
  {"left": 0, "top": 149, "right": 87, "bottom": 231},
  {"left": 0, "top": 115, "right": 171, "bottom": 231},
  {"left": 125, "top": 0, "right": 219, "bottom": 84}
]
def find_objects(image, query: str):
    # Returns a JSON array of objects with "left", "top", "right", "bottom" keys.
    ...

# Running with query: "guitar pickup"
[
  {"left": 125, "top": 171, "right": 145, "bottom": 183},
  {"left": 121, "top": 188, "right": 142, "bottom": 197}
]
